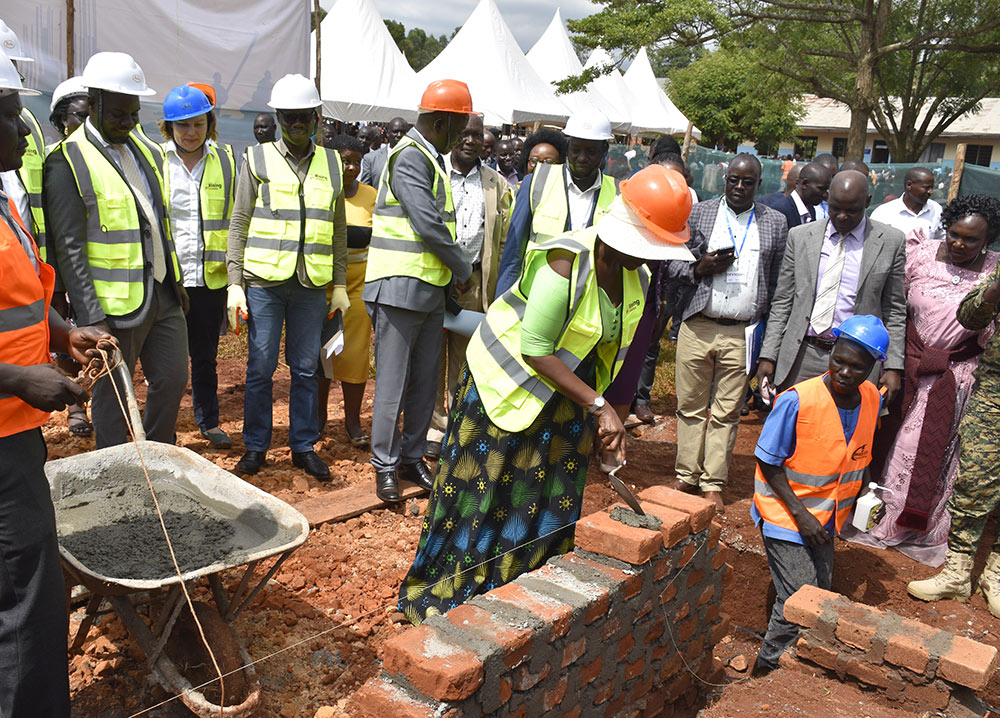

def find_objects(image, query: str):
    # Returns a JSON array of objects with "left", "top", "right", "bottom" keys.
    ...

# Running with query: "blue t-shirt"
[{"left": 751, "top": 385, "right": 877, "bottom": 545}]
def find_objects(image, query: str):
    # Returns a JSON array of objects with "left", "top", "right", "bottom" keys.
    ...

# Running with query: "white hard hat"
[
  {"left": 82, "top": 51, "right": 156, "bottom": 97},
  {"left": 50, "top": 76, "right": 88, "bottom": 112},
  {"left": 564, "top": 107, "right": 613, "bottom": 141},
  {"left": 0, "top": 19, "right": 33, "bottom": 63},
  {"left": 267, "top": 74, "right": 322, "bottom": 110},
  {"left": 0, "top": 48, "right": 39, "bottom": 97}
]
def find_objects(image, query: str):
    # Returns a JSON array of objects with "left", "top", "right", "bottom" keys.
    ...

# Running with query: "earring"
[{"left": 983, "top": 247, "right": 988, "bottom": 255}]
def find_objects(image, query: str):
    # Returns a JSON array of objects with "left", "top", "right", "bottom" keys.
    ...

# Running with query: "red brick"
[
  {"left": 581, "top": 656, "right": 603, "bottom": 685},
  {"left": 560, "top": 706, "right": 581, "bottom": 718},
  {"left": 697, "top": 584, "right": 715, "bottom": 606},
  {"left": 710, "top": 613, "right": 731, "bottom": 646},
  {"left": 707, "top": 521, "right": 722, "bottom": 551},
  {"left": 677, "top": 615, "right": 698, "bottom": 643},
  {"left": 844, "top": 656, "right": 890, "bottom": 688},
  {"left": 512, "top": 662, "right": 550, "bottom": 691},
  {"left": 499, "top": 677, "right": 512, "bottom": 706},
  {"left": 783, "top": 585, "right": 839, "bottom": 629},
  {"left": 348, "top": 678, "right": 439, "bottom": 718},
  {"left": 884, "top": 627, "right": 931, "bottom": 673},
  {"left": 509, "top": 708, "right": 527, "bottom": 718},
  {"left": 619, "top": 632, "right": 636, "bottom": 660},
  {"left": 938, "top": 634, "right": 999, "bottom": 690},
  {"left": 532, "top": 564, "right": 612, "bottom": 625},
  {"left": 575, "top": 510, "right": 664, "bottom": 565},
  {"left": 593, "top": 680, "right": 614, "bottom": 705},
  {"left": 899, "top": 679, "right": 950, "bottom": 711},
  {"left": 674, "top": 601, "right": 690, "bottom": 622},
  {"left": 445, "top": 603, "right": 533, "bottom": 670},
  {"left": 586, "top": 592, "right": 610, "bottom": 624},
  {"left": 677, "top": 543, "right": 697, "bottom": 569},
  {"left": 685, "top": 569, "right": 705, "bottom": 588},
  {"left": 628, "top": 673, "right": 654, "bottom": 703},
  {"left": 489, "top": 582, "right": 573, "bottom": 640},
  {"left": 555, "top": 553, "right": 643, "bottom": 599},
  {"left": 562, "top": 636, "right": 586, "bottom": 668},
  {"left": 834, "top": 606, "right": 879, "bottom": 651},
  {"left": 381, "top": 625, "right": 484, "bottom": 701},
  {"left": 778, "top": 651, "right": 819, "bottom": 677},
  {"left": 683, "top": 639, "right": 703, "bottom": 663},
  {"left": 711, "top": 545, "right": 730, "bottom": 570},
  {"left": 651, "top": 642, "right": 671, "bottom": 661},
  {"left": 543, "top": 676, "right": 568, "bottom": 712},
  {"left": 795, "top": 636, "right": 840, "bottom": 671},
  {"left": 644, "top": 617, "right": 666, "bottom": 645},
  {"left": 659, "top": 652, "right": 682, "bottom": 680},
  {"left": 602, "top": 692, "right": 626, "bottom": 717},
  {"left": 704, "top": 603, "right": 720, "bottom": 624},
  {"left": 654, "top": 556, "right": 672, "bottom": 581},
  {"left": 660, "top": 583, "right": 678, "bottom": 605},
  {"left": 663, "top": 670, "right": 692, "bottom": 702},
  {"left": 635, "top": 598, "right": 654, "bottom": 621},
  {"left": 723, "top": 563, "right": 734, "bottom": 587},
  {"left": 637, "top": 486, "right": 716, "bottom": 532},
  {"left": 602, "top": 615, "right": 623, "bottom": 641},
  {"left": 625, "top": 657, "right": 646, "bottom": 680},
  {"left": 607, "top": 501, "right": 691, "bottom": 548}
]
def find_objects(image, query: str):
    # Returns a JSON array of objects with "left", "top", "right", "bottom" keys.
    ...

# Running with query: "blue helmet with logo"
[
  {"left": 163, "top": 85, "right": 212, "bottom": 122},
  {"left": 832, "top": 315, "right": 889, "bottom": 362}
]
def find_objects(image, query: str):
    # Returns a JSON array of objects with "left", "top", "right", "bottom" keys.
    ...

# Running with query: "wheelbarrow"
[{"left": 46, "top": 359, "right": 310, "bottom": 716}]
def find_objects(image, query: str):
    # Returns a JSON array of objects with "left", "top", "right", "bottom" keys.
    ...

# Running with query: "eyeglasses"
[
  {"left": 725, "top": 176, "right": 757, "bottom": 187},
  {"left": 277, "top": 110, "right": 316, "bottom": 125}
]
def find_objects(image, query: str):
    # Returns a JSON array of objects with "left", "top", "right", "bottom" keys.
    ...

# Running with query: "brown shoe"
[
  {"left": 669, "top": 479, "right": 698, "bottom": 494},
  {"left": 634, "top": 403, "right": 656, "bottom": 425},
  {"left": 702, "top": 491, "right": 724, "bottom": 511}
]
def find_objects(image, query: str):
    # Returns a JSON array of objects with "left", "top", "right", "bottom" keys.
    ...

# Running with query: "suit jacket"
[
  {"left": 478, "top": 163, "right": 513, "bottom": 310},
  {"left": 666, "top": 197, "right": 788, "bottom": 324},
  {"left": 43, "top": 123, "right": 182, "bottom": 329},
  {"left": 760, "top": 218, "right": 907, "bottom": 386},
  {"left": 759, "top": 192, "right": 813, "bottom": 230}
]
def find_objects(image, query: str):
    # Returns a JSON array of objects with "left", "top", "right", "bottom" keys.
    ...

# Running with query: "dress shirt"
[
  {"left": 567, "top": 167, "right": 603, "bottom": 231},
  {"left": 790, "top": 190, "right": 815, "bottom": 225},
  {"left": 703, "top": 201, "right": 760, "bottom": 321},
  {"left": 816, "top": 200, "right": 829, "bottom": 220},
  {"left": 0, "top": 171, "right": 28, "bottom": 230},
  {"left": 164, "top": 141, "right": 208, "bottom": 287},
  {"left": 870, "top": 196, "right": 943, "bottom": 240},
  {"left": 446, "top": 155, "right": 486, "bottom": 264},
  {"left": 808, "top": 218, "right": 866, "bottom": 339},
  {"left": 85, "top": 118, "right": 155, "bottom": 202},
  {"left": 503, "top": 169, "right": 520, "bottom": 190}
]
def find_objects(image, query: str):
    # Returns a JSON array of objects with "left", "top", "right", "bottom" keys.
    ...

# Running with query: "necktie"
[
  {"left": 810, "top": 233, "right": 847, "bottom": 335},
  {"left": 114, "top": 145, "right": 167, "bottom": 282}
]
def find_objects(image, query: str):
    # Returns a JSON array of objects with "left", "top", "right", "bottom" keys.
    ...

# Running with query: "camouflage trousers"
[{"left": 947, "top": 371, "right": 1000, "bottom": 556}]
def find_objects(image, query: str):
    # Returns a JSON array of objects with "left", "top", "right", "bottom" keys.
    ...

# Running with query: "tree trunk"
[{"left": 846, "top": 0, "right": 890, "bottom": 160}]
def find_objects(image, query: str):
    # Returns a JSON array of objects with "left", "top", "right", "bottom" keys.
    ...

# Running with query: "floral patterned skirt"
[{"left": 397, "top": 361, "right": 595, "bottom": 625}]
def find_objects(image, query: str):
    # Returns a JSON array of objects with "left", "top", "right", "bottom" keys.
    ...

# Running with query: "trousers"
[{"left": 184, "top": 285, "right": 226, "bottom": 431}]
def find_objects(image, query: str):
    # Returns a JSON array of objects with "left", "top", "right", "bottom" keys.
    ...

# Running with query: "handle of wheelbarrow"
[{"left": 110, "top": 349, "right": 147, "bottom": 442}]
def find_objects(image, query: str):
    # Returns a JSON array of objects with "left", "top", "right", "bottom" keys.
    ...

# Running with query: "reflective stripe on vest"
[
  {"left": 244, "top": 143, "right": 341, "bottom": 286},
  {"left": 753, "top": 374, "right": 880, "bottom": 534},
  {"left": 162, "top": 143, "right": 235, "bottom": 289},
  {"left": 0, "top": 209, "right": 54, "bottom": 437},
  {"left": 465, "top": 227, "right": 649, "bottom": 433},
  {"left": 365, "top": 136, "right": 456, "bottom": 287},
  {"left": 527, "top": 164, "right": 618, "bottom": 248},
  {"left": 61, "top": 127, "right": 181, "bottom": 315},
  {"left": 16, "top": 108, "right": 46, "bottom": 259}
]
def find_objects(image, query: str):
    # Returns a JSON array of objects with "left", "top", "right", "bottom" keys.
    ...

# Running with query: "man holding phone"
[{"left": 663, "top": 154, "right": 788, "bottom": 509}]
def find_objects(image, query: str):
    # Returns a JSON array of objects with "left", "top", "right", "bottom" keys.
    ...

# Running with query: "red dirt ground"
[{"left": 49, "top": 335, "right": 1000, "bottom": 717}]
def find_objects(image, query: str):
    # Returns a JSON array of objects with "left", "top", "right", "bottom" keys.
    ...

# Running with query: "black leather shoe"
[
  {"left": 376, "top": 470, "right": 400, "bottom": 502},
  {"left": 292, "top": 451, "right": 330, "bottom": 480},
  {"left": 424, "top": 440, "right": 442, "bottom": 461},
  {"left": 235, "top": 450, "right": 266, "bottom": 475},
  {"left": 399, "top": 460, "right": 435, "bottom": 491}
]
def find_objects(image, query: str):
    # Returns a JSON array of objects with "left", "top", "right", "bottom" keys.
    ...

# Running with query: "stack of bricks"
[
  {"left": 348, "top": 486, "right": 732, "bottom": 718},
  {"left": 780, "top": 585, "right": 998, "bottom": 711}
]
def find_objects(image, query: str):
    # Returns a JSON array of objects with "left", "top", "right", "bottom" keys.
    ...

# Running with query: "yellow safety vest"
[
  {"left": 528, "top": 163, "right": 618, "bottom": 248},
  {"left": 244, "top": 142, "right": 342, "bottom": 286},
  {"left": 16, "top": 108, "right": 46, "bottom": 259},
  {"left": 466, "top": 227, "right": 649, "bottom": 433},
  {"left": 60, "top": 126, "right": 181, "bottom": 316},
  {"left": 162, "top": 142, "right": 236, "bottom": 289},
  {"left": 365, "top": 136, "right": 457, "bottom": 287}
]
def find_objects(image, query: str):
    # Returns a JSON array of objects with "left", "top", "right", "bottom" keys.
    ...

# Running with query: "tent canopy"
[
  {"left": 417, "top": 0, "right": 569, "bottom": 126},
  {"left": 526, "top": 10, "right": 630, "bottom": 132},
  {"left": 311, "top": 0, "right": 419, "bottom": 122},
  {"left": 622, "top": 46, "right": 700, "bottom": 138}
]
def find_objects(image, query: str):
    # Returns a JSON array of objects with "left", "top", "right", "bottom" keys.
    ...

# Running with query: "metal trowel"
[{"left": 608, "top": 463, "right": 645, "bottom": 516}]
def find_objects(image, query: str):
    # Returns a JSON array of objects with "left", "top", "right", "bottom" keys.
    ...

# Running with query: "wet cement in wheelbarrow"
[{"left": 57, "top": 480, "right": 246, "bottom": 580}]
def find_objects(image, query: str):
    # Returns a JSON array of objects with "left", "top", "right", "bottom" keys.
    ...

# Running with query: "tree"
[
  {"left": 383, "top": 20, "right": 450, "bottom": 72},
  {"left": 567, "top": 0, "right": 1000, "bottom": 160},
  {"left": 669, "top": 45, "right": 803, "bottom": 153},
  {"left": 647, "top": 44, "right": 705, "bottom": 76},
  {"left": 384, "top": 19, "right": 406, "bottom": 48}
]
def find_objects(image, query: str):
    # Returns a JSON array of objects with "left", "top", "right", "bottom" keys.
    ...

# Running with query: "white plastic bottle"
[{"left": 852, "top": 483, "right": 891, "bottom": 532}]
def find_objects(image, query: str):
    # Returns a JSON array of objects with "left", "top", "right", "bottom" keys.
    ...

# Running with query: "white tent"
[
  {"left": 417, "top": 0, "right": 569, "bottom": 126},
  {"left": 526, "top": 10, "right": 630, "bottom": 132},
  {"left": 622, "top": 46, "right": 700, "bottom": 138},
  {"left": 583, "top": 47, "right": 642, "bottom": 132},
  {"left": 310, "top": 0, "right": 420, "bottom": 122}
]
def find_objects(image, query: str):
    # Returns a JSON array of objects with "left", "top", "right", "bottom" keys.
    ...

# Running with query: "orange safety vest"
[
  {"left": 753, "top": 374, "right": 880, "bottom": 535},
  {"left": 0, "top": 198, "right": 54, "bottom": 438}
]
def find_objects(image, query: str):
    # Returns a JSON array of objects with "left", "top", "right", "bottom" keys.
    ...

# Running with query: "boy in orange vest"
[{"left": 751, "top": 315, "right": 889, "bottom": 675}]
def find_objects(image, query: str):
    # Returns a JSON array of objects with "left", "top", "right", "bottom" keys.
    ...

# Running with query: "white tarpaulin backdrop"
[{"left": 3, "top": 0, "right": 309, "bottom": 111}]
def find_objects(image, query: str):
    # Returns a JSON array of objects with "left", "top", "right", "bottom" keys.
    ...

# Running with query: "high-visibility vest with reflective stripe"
[
  {"left": 162, "top": 142, "right": 236, "bottom": 289},
  {"left": 16, "top": 108, "right": 46, "bottom": 259},
  {"left": 466, "top": 227, "right": 649, "bottom": 433},
  {"left": 365, "top": 136, "right": 456, "bottom": 287},
  {"left": 244, "top": 142, "right": 342, "bottom": 286},
  {"left": 528, "top": 163, "right": 618, "bottom": 249},
  {"left": 60, "top": 127, "right": 182, "bottom": 316},
  {"left": 753, "top": 374, "right": 880, "bottom": 534},
  {"left": 0, "top": 206, "right": 54, "bottom": 438}
]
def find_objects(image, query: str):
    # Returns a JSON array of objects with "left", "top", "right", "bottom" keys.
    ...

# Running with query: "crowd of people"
[{"left": 3, "top": 14, "right": 1000, "bottom": 715}]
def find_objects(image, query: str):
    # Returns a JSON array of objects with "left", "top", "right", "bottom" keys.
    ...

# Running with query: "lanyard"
[{"left": 724, "top": 207, "right": 754, "bottom": 258}]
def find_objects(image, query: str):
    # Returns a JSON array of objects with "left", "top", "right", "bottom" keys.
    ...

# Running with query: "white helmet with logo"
[
  {"left": 0, "top": 19, "right": 33, "bottom": 63},
  {"left": 0, "top": 48, "right": 39, "bottom": 97},
  {"left": 50, "top": 76, "right": 88, "bottom": 112},
  {"left": 267, "top": 74, "right": 322, "bottom": 110},
  {"left": 564, "top": 107, "right": 613, "bottom": 141},
  {"left": 82, "top": 51, "right": 156, "bottom": 96}
]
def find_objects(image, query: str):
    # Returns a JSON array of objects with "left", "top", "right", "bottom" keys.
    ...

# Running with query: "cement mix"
[{"left": 609, "top": 505, "right": 663, "bottom": 531}]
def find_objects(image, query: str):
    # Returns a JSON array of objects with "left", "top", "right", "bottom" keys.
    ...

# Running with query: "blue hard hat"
[
  {"left": 832, "top": 315, "right": 889, "bottom": 362},
  {"left": 163, "top": 85, "right": 212, "bottom": 122}
]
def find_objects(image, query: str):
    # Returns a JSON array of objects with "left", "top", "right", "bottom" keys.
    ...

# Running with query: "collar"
[
  {"left": 723, "top": 198, "right": 755, "bottom": 219},
  {"left": 85, "top": 117, "right": 118, "bottom": 149},
  {"left": 276, "top": 136, "right": 315, "bottom": 163},
  {"left": 446, "top": 153, "right": 481, "bottom": 178},
  {"left": 790, "top": 189, "right": 811, "bottom": 217},
  {"left": 566, "top": 165, "right": 602, "bottom": 193},
  {"left": 899, "top": 196, "right": 932, "bottom": 217},
  {"left": 824, "top": 217, "right": 866, "bottom": 243},
  {"left": 164, "top": 139, "right": 214, "bottom": 160}
]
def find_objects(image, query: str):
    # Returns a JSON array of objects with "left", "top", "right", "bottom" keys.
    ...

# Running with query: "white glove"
[
  {"left": 328, "top": 285, "right": 350, "bottom": 318},
  {"left": 227, "top": 285, "right": 249, "bottom": 332}
]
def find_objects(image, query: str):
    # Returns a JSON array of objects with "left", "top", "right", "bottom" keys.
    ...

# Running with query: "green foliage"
[{"left": 384, "top": 19, "right": 451, "bottom": 72}]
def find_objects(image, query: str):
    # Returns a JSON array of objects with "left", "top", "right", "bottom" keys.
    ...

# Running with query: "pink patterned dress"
[{"left": 846, "top": 230, "right": 998, "bottom": 566}]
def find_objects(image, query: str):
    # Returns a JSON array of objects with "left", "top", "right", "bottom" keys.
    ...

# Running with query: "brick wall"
[
  {"left": 780, "top": 585, "right": 998, "bottom": 711},
  {"left": 348, "top": 487, "right": 731, "bottom": 718}
]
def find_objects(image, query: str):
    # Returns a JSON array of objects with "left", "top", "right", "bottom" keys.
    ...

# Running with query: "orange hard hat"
[
  {"left": 187, "top": 81, "right": 216, "bottom": 107},
  {"left": 418, "top": 79, "right": 474, "bottom": 114},
  {"left": 619, "top": 165, "right": 692, "bottom": 246}
]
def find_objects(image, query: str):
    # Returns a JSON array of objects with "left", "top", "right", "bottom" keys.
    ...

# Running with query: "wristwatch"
[{"left": 588, "top": 396, "right": 607, "bottom": 414}]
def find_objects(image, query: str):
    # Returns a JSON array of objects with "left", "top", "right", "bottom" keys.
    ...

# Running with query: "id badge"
[{"left": 725, "top": 265, "right": 741, "bottom": 284}]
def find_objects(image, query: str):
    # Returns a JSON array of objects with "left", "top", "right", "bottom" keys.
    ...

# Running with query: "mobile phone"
[{"left": 716, "top": 247, "right": 736, "bottom": 258}]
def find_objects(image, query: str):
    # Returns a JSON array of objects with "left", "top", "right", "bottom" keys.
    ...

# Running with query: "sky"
[{"left": 321, "top": 0, "right": 601, "bottom": 52}]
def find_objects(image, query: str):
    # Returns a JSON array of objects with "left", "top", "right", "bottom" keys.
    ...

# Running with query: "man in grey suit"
[
  {"left": 665, "top": 154, "right": 788, "bottom": 509},
  {"left": 363, "top": 81, "right": 473, "bottom": 502},
  {"left": 359, "top": 116, "right": 408, "bottom": 188},
  {"left": 757, "top": 170, "right": 905, "bottom": 402}
]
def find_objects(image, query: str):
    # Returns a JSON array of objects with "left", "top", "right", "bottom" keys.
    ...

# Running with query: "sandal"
[
  {"left": 67, "top": 407, "right": 93, "bottom": 437},
  {"left": 200, "top": 427, "right": 233, "bottom": 449}
]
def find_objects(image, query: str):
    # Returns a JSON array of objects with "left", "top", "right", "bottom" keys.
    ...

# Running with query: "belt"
[
  {"left": 695, "top": 313, "right": 746, "bottom": 326},
  {"left": 804, "top": 335, "right": 836, "bottom": 351}
]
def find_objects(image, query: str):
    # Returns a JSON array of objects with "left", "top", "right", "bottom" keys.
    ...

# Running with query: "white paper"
[
  {"left": 443, "top": 309, "right": 486, "bottom": 337},
  {"left": 745, "top": 320, "right": 761, "bottom": 376}
]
